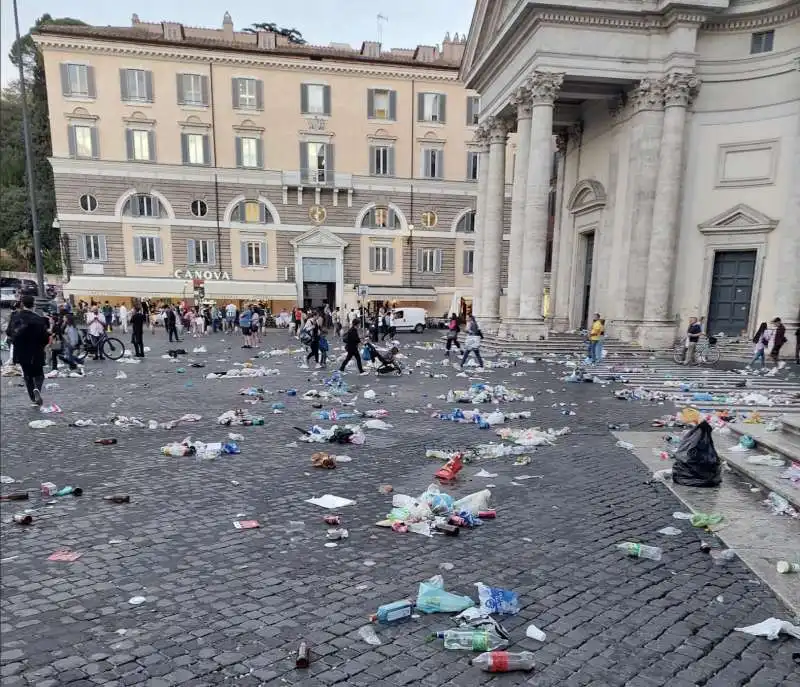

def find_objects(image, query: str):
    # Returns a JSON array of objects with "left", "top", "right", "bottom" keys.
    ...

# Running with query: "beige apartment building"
[{"left": 34, "top": 13, "right": 515, "bottom": 315}]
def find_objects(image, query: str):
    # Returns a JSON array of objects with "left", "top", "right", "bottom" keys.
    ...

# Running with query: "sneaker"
[
  {"left": 359, "top": 371, "right": 370, "bottom": 376},
  {"left": 32, "top": 388, "right": 43, "bottom": 406}
]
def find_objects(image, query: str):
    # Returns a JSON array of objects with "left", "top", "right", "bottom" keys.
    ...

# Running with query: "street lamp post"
[{"left": 12, "top": 0, "right": 46, "bottom": 298}]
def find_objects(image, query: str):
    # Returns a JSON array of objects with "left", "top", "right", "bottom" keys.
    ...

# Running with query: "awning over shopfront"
[
  {"left": 364, "top": 287, "right": 437, "bottom": 302},
  {"left": 64, "top": 276, "right": 297, "bottom": 301}
]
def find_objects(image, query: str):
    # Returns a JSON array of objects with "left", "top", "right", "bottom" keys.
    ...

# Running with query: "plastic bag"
[
  {"left": 416, "top": 575, "right": 474, "bottom": 614},
  {"left": 453, "top": 489, "right": 491, "bottom": 515},
  {"left": 419, "top": 483, "right": 454, "bottom": 515},
  {"left": 475, "top": 582, "right": 520, "bottom": 615},
  {"left": 361, "top": 345, "right": 372, "bottom": 361},
  {"left": 671, "top": 421, "right": 722, "bottom": 487}
]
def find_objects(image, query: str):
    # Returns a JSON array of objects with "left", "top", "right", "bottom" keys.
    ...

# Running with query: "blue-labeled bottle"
[{"left": 370, "top": 599, "right": 414, "bottom": 624}]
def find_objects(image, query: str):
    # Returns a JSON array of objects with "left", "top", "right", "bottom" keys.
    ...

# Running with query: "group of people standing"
[{"left": 748, "top": 317, "right": 796, "bottom": 369}]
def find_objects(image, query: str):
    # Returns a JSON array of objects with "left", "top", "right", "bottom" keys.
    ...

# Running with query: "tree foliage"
[
  {"left": 243, "top": 22, "right": 306, "bottom": 44},
  {"left": 1, "top": 14, "right": 86, "bottom": 271}
]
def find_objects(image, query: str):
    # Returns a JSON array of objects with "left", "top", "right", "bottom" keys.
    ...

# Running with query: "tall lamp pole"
[{"left": 13, "top": 0, "right": 46, "bottom": 297}]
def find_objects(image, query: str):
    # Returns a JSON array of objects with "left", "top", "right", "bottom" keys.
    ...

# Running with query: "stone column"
[
  {"left": 518, "top": 71, "right": 563, "bottom": 334},
  {"left": 773, "top": 60, "right": 800, "bottom": 330},
  {"left": 505, "top": 87, "right": 533, "bottom": 321},
  {"left": 480, "top": 117, "right": 509, "bottom": 323},
  {"left": 642, "top": 73, "right": 698, "bottom": 348},
  {"left": 547, "top": 132, "right": 568, "bottom": 329},
  {"left": 471, "top": 127, "right": 490, "bottom": 318}
]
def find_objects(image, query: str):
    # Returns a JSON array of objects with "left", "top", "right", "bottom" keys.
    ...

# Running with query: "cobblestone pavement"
[{"left": 1, "top": 330, "right": 798, "bottom": 687}]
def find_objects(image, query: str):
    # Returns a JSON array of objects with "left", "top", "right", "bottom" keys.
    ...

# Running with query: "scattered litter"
[
  {"left": 29, "top": 420, "right": 56, "bottom": 429},
  {"left": 616, "top": 542, "right": 662, "bottom": 561},
  {"left": 115, "top": 371, "right": 127, "bottom": 379},
  {"left": 363, "top": 560, "right": 376, "bottom": 567},
  {"left": 363, "top": 389, "right": 376, "bottom": 400},
  {"left": 746, "top": 455, "right": 785, "bottom": 467},
  {"left": 233, "top": 520, "right": 260, "bottom": 529},
  {"left": 311, "top": 452, "right": 337, "bottom": 469},
  {"left": 690, "top": 512, "right": 724, "bottom": 528},
  {"left": 765, "top": 491, "right": 798, "bottom": 517},
  {"left": 657, "top": 527, "right": 682, "bottom": 536},
  {"left": 474, "top": 469, "right": 498, "bottom": 478},
  {"left": 358, "top": 625, "right": 382, "bottom": 645},
  {"left": 475, "top": 583, "right": 520, "bottom": 615},
  {"left": 416, "top": 575, "right": 474, "bottom": 614},
  {"left": 128, "top": 596, "right": 147, "bottom": 605},
  {"left": 306, "top": 494, "right": 356, "bottom": 509},
  {"left": 363, "top": 419, "right": 391, "bottom": 430},
  {"left": 0, "top": 475, "right": 15, "bottom": 484},
  {"left": 673, "top": 511, "right": 693, "bottom": 520},
  {"left": 48, "top": 550, "right": 82, "bottom": 562},
  {"left": 525, "top": 624, "right": 546, "bottom": 642},
  {"left": 777, "top": 561, "right": 800, "bottom": 574},
  {"left": 672, "top": 421, "right": 721, "bottom": 488},
  {"left": 39, "top": 404, "right": 61, "bottom": 414},
  {"left": 735, "top": 618, "right": 800, "bottom": 640}
]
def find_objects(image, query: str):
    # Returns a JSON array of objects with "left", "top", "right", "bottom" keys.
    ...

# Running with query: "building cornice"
[
  {"left": 34, "top": 36, "right": 463, "bottom": 83},
  {"left": 701, "top": 4, "right": 800, "bottom": 31}
]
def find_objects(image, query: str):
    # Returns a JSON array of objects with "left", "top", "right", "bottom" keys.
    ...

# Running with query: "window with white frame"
[
  {"left": 232, "top": 200, "right": 273, "bottom": 224},
  {"left": 303, "top": 142, "right": 329, "bottom": 183},
  {"left": 73, "top": 125, "right": 94, "bottom": 158},
  {"left": 369, "top": 245, "right": 393, "bottom": 272},
  {"left": 466, "top": 96, "right": 480, "bottom": 125},
  {"left": 456, "top": 211, "right": 476, "bottom": 233},
  {"left": 466, "top": 151, "right": 479, "bottom": 181},
  {"left": 124, "top": 194, "right": 159, "bottom": 218},
  {"left": 422, "top": 148, "right": 443, "bottom": 179},
  {"left": 137, "top": 236, "right": 158, "bottom": 263},
  {"left": 369, "top": 89, "right": 392, "bottom": 119},
  {"left": 236, "top": 78, "right": 257, "bottom": 109},
  {"left": 305, "top": 84, "right": 326, "bottom": 114},
  {"left": 371, "top": 145, "right": 392, "bottom": 176},
  {"left": 240, "top": 137, "right": 260, "bottom": 168},
  {"left": 463, "top": 249, "right": 474, "bottom": 275},
  {"left": 181, "top": 74, "right": 205, "bottom": 105},
  {"left": 243, "top": 240, "right": 265, "bottom": 266},
  {"left": 122, "top": 69, "right": 150, "bottom": 102},
  {"left": 419, "top": 92, "right": 445, "bottom": 122},
  {"left": 190, "top": 239, "right": 214, "bottom": 265},
  {"left": 65, "top": 64, "right": 91, "bottom": 96},
  {"left": 750, "top": 30, "right": 774, "bottom": 54},
  {"left": 361, "top": 206, "right": 400, "bottom": 230},
  {"left": 85, "top": 235, "right": 103, "bottom": 261},
  {"left": 183, "top": 133, "right": 206, "bottom": 165},
  {"left": 418, "top": 248, "right": 442, "bottom": 273},
  {"left": 130, "top": 130, "right": 151, "bottom": 161}
]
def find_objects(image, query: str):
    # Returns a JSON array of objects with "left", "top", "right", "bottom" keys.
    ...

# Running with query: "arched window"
[
  {"left": 455, "top": 210, "right": 476, "bottom": 233},
  {"left": 231, "top": 200, "right": 274, "bottom": 224},
  {"left": 361, "top": 206, "right": 400, "bottom": 230},
  {"left": 123, "top": 193, "right": 160, "bottom": 218}
]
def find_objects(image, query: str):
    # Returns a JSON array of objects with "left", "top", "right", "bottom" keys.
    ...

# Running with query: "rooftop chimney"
[
  {"left": 414, "top": 45, "right": 439, "bottom": 62},
  {"left": 442, "top": 32, "right": 466, "bottom": 62},
  {"left": 162, "top": 22, "right": 184, "bottom": 41},
  {"left": 361, "top": 41, "right": 381, "bottom": 57},
  {"left": 222, "top": 12, "right": 234, "bottom": 41},
  {"left": 257, "top": 30, "right": 276, "bottom": 49}
]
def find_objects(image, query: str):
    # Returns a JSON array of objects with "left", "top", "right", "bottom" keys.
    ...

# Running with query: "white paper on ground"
[
  {"left": 474, "top": 469, "right": 498, "bottom": 478},
  {"left": 658, "top": 527, "right": 682, "bottom": 536},
  {"left": 526, "top": 624, "right": 547, "bottom": 642},
  {"left": 306, "top": 494, "right": 356, "bottom": 509},
  {"left": 734, "top": 617, "right": 800, "bottom": 640},
  {"left": 672, "top": 511, "right": 693, "bottom": 520}
]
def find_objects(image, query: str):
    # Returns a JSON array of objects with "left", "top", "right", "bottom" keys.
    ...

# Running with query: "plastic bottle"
[
  {"left": 55, "top": 486, "right": 83, "bottom": 497},
  {"left": 434, "top": 629, "right": 508, "bottom": 651},
  {"left": 616, "top": 542, "right": 662, "bottom": 561},
  {"left": 470, "top": 651, "right": 535, "bottom": 672},
  {"left": 616, "top": 440, "right": 635, "bottom": 450},
  {"left": 0, "top": 492, "right": 29, "bottom": 501},
  {"left": 222, "top": 442, "right": 240, "bottom": 455},
  {"left": 104, "top": 495, "right": 130, "bottom": 503},
  {"left": 95, "top": 438, "right": 117, "bottom": 445},
  {"left": 370, "top": 600, "right": 414, "bottom": 624},
  {"left": 776, "top": 561, "right": 800, "bottom": 574},
  {"left": 295, "top": 641, "right": 309, "bottom": 668}
]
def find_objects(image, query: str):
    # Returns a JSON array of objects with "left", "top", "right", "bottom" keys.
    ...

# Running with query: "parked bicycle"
[
  {"left": 76, "top": 328, "right": 126, "bottom": 362},
  {"left": 672, "top": 335, "right": 720, "bottom": 366}
]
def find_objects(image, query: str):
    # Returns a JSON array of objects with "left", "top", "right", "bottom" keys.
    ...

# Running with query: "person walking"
[
  {"left": 333, "top": 307, "right": 342, "bottom": 338},
  {"left": 131, "top": 305, "right": 146, "bottom": 357},
  {"left": 683, "top": 316, "right": 703, "bottom": 366},
  {"left": 6, "top": 294, "right": 50, "bottom": 406},
  {"left": 340, "top": 321, "right": 364, "bottom": 374},
  {"left": 589, "top": 313, "right": 604, "bottom": 364},
  {"left": 445, "top": 313, "right": 462, "bottom": 360},
  {"left": 119, "top": 303, "right": 128, "bottom": 335},
  {"left": 48, "top": 311, "right": 64, "bottom": 372},
  {"left": 165, "top": 306, "right": 181, "bottom": 343},
  {"left": 250, "top": 307, "right": 261, "bottom": 346},
  {"left": 769, "top": 317, "right": 787, "bottom": 367},
  {"left": 459, "top": 315, "right": 485, "bottom": 370},
  {"left": 748, "top": 322, "right": 769, "bottom": 369},
  {"left": 302, "top": 312, "right": 321, "bottom": 367},
  {"left": 239, "top": 304, "right": 253, "bottom": 348}
]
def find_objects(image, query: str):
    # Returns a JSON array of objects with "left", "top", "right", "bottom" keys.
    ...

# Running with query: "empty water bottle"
[
  {"left": 616, "top": 542, "right": 662, "bottom": 561},
  {"left": 433, "top": 629, "right": 508, "bottom": 651},
  {"left": 470, "top": 651, "right": 535, "bottom": 673},
  {"left": 616, "top": 440, "right": 635, "bottom": 450}
]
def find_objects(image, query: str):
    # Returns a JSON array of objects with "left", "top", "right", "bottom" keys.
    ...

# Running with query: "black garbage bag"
[{"left": 672, "top": 421, "right": 722, "bottom": 487}]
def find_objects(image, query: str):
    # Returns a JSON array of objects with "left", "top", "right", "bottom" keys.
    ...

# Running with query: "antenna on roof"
[{"left": 377, "top": 13, "right": 388, "bottom": 44}]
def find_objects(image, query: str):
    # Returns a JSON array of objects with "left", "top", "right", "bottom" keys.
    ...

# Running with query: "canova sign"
[{"left": 174, "top": 269, "right": 231, "bottom": 281}]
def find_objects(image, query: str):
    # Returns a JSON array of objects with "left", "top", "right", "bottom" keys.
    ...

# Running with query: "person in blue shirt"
[
  {"left": 319, "top": 330, "right": 330, "bottom": 366},
  {"left": 239, "top": 304, "right": 253, "bottom": 349}
]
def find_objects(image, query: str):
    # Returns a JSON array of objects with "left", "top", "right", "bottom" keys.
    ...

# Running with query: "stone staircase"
[{"left": 480, "top": 332, "right": 653, "bottom": 358}]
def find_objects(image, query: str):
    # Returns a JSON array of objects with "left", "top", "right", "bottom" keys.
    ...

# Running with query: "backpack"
[{"left": 299, "top": 328, "right": 312, "bottom": 345}]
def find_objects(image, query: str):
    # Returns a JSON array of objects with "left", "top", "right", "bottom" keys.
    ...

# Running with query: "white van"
[{"left": 391, "top": 307, "right": 427, "bottom": 333}]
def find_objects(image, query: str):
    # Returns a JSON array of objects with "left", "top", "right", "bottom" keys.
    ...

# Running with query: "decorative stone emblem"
[
  {"left": 420, "top": 210, "right": 438, "bottom": 228},
  {"left": 527, "top": 72, "right": 565, "bottom": 105},
  {"left": 305, "top": 117, "right": 327, "bottom": 131},
  {"left": 309, "top": 205, "right": 327, "bottom": 224}
]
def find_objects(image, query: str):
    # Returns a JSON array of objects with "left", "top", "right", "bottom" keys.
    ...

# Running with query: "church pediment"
[
  {"left": 461, "top": 0, "right": 520, "bottom": 83},
  {"left": 290, "top": 227, "right": 349, "bottom": 249},
  {"left": 698, "top": 204, "right": 778, "bottom": 234}
]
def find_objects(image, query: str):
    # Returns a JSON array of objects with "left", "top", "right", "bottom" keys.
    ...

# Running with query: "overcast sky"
[{"left": 1, "top": 0, "right": 477, "bottom": 87}]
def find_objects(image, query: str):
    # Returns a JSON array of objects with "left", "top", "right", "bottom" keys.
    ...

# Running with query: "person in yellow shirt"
[{"left": 589, "top": 313, "right": 604, "bottom": 363}]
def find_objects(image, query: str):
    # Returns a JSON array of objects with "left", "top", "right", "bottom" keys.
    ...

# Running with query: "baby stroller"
[{"left": 365, "top": 342, "right": 403, "bottom": 375}]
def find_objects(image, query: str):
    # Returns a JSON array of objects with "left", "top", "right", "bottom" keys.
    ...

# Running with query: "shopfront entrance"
[{"left": 302, "top": 257, "right": 336, "bottom": 309}]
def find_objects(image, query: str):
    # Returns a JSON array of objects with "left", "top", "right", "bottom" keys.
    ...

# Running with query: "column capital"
[
  {"left": 661, "top": 72, "right": 701, "bottom": 107},
  {"left": 485, "top": 116, "right": 509, "bottom": 144},
  {"left": 526, "top": 71, "right": 564, "bottom": 106},
  {"left": 510, "top": 85, "right": 533, "bottom": 120},
  {"left": 555, "top": 131, "right": 569, "bottom": 154},
  {"left": 473, "top": 125, "right": 491, "bottom": 151},
  {"left": 631, "top": 78, "right": 665, "bottom": 112}
]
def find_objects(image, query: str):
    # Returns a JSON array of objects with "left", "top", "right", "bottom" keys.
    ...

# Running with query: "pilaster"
[
  {"left": 471, "top": 126, "right": 491, "bottom": 318},
  {"left": 481, "top": 117, "right": 509, "bottom": 323}
]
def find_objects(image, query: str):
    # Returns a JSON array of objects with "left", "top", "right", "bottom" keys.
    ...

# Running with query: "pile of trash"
[
  {"left": 615, "top": 387, "right": 670, "bottom": 402},
  {"left": 434, "top": 408, "right": 507, "bottom": 428},
  {"left": 377, "top": 483, "right": 494, "bottom": 537},
  {"left": 206, "top": 367, "right": 280, "bottom": 379},
  {"left": 299, "top": 424, "right": 366, "bottom": 445},
  {"left": 217, "top": 410, "right": 265, "bottom": 426},
  {"left": 445, "top": 384, "right": 524, "bottom": 404},
  {"left": 161, "top": 438, "right": 240, "bottom": 458},
  {"left": 495, "top": 426, "right": 570, "bottom": 446}
]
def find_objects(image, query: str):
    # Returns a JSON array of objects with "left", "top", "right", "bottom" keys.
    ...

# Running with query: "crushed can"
[
  {"left": 391, "top": 522, "right": 409, "bottom": 533},
  {"left": 478, "top": 510, "right": 497, "bottom": 519},
  {"left": 104, "top": 495, "right": 130, "bottom": 504},
  {"left": 41, "top": 482, "right": 57, "bottom": 497},
  {"left": 326, "top": 528, "right": 349, "bottom": 540},
  {"left": 323, "top": 515, "right": 341, "bottom": 526},
  {"left": 94, "top": 438, "right": 117, "bottom": 445}
]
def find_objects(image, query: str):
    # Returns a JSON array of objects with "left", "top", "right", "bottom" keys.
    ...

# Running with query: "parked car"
[
  {"left": 391, "top": 307, "right": 427, "bottom": 333},
  {"left": 0, "top": 278, "right": 21, "bottom": 307}
]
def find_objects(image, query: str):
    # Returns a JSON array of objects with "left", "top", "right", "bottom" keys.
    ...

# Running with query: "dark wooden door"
[{"left": 707, "top": 250, "right": 756, "bottom": 336}]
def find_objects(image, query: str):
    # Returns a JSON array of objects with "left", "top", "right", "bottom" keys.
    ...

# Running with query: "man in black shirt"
[
  {"left": 130, "top": 305, "right": 146, "bottom": 357},
  {"left": 684, "top": 316, "right": 703, "bottom": 366},
  {"left": 6, "top": 295, "right": 50, "bottom": 406},
  {"left": 339, "top": 321, "right": 364, "bottom": 374}
]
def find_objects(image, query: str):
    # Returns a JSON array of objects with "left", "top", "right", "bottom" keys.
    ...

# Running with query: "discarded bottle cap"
[
  {"left": 13, "top": 513, "right": 33, "bottom": 525},
  {"left": 295, "top": 641, "right": 310, "bottom": 668},
  {"left": 0, "top": 492, "right": 29, "bottom": 501},
  {"left": 104, "top": 495, "right": 130, "bottom": 504},
  {"left": 94, "top": 438, "right": 117, "bottom": 445}
]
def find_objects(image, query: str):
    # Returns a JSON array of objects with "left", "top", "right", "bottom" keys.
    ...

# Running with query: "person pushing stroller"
[{"left": 365, "top": 342, "right": 402, "bottom": 375}]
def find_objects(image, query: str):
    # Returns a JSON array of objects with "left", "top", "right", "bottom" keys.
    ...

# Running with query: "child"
[{"left": 319, "top": 330, "right": 330, "bottom": 366}]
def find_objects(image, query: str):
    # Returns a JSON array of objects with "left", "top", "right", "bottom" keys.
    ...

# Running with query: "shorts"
[{"left": 240, "top": 326, "right": 251, "bottom": 336}]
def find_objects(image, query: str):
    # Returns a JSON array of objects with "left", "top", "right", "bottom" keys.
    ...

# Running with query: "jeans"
[
  {"left": 20, "top": 361, "right": 44, "bottom": 402},
  {"left": 750, "top": 349, "right": 765, "bottom": 368},
  {"left": 60, "top": 344, "right": 79, "bottom": 369},
  {"left": 461, "top": 348, "right": 484, "bottom": 367},
  {"left": 168, "top": 325, "right": 180, "bottom": 342},
  {"left": 589, "top": 340, "right": 602, "bottom": 363}
]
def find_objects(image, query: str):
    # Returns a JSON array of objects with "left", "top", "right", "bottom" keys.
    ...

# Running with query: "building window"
[
  {"left": 241, "top": 240, "right": 266, "bottom": 266},
  {"left": 191, "top": 199, "right": 207, "bottom": 217},
  {"left": 177, "top": 73, "right": 208, "bottom": 106},
  {"left": 369, "top": 245, "right": 394, "bottom": 272},
  {"left": 232, "top": 200, "right": 273, "bottom": 224},
  {"left": 79, "top": 194, "right": 97, "bottom": 212},
  {"left": 418, "top": 92, "right": 446, "bottom": 123},
  {"left": 302, "top": 84, "right": 330, "bottom": 115},
  {"left": 61, "top": 63, "right": 94, "bottom": 97},
  {"left": 181, "top": 132, "right": 209, "bottom": 165},
  {"left": 84, "top": 235, "right": 104, "bottom": 261},
  {"left": 750, "top": 30, "right": 774, "bottom": 54},
  {"left": 456, "top": 211, "right": 476, "bottom": 233},
  {"left": 463, "top": 249, "right": 474, "bottom": 275},
  {"left": 361, "top": 206, "right": 400, "bottom": 230},
  {"left": 417, "top": 247, "right": 442, "bottom": 273},
  {"left": 135, "top": 235, "right": 160, "bottom": 263},
  {"left": 301, "top": 142, "right": 331, "bottom": 183},
  {"left": 120, "top": 69, "right": 152, "bottom": 102},
  {"left": 124, "top": 194, "right": 160, "bottom": 218},
  {"left": 368, "top": 89, "right": 395, "bottom": 120},
  {"left": 420, "top": 210, "right": 438, "bottom": 228},
  {"left": 126, "top": 129, "right": 153, "bottom": 162},
  {"left": 233, "top": 77, "right": 261, "bottom": 110},
  {"left": 466, "top": 151, "right": 480, "bottom": 181},
  {"left": 236, "top": 136, "right": 262, "bottom": 168},
  {"left": 422, "top": 148, "right": 443, "bottom": 179},
  {"left": 68, "top": 124, "right": 97, "bottom": 159},
  {"left": 466, "top": 96, "right": 480, "bottom": 125},
  {"left": 370, "top": 145, "right": 393, "bottom": 176},
  {"left": 188, "top": 238, "right": 215, "bottom": 265}
]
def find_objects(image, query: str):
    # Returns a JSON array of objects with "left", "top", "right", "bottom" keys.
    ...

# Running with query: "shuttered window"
[
  {"left": 181, "top": 133, "right": 210, "bottom": 165},
  {"left": 466, "top": 96, "right": 480, "bottom": 125},
  {"left": 367, "top": 89, "right": 396, "bottom": 120},
  {"left": 176, "top": 74, "right": 209, "bottom": 106},
  {"left": 301, "top": 84, "right": 331, "bottom": 115},
  {"left": 67, "top": 124, "right": 98, "bottom": 159},
  {"left": 120, "top": 69, "right": 153, "bottom": 102},
  {"left": 60, "top": 64, "right": 96, "bottom": 98},
  {"left": 80, "top": 235, "right": 107, "bottom": 262},
  {"left": 421, "top": 148, "right": 443, "bottom": 179},
  {"left": 417, "top": 248, "right": 443, "bottom": 273},
  {"left": 126, "top": 129, "right": 155, "bottom": 162},
  {"left": 241, "top": 240, "right": 267, "bottom": 266},
  {"left": 466, "top": 151, "right": 479, "bottom": 181},
  {"left": 463, "top": 249, "right": 474, "bottom": 275},
  {"left": 232, "top": 77, "right": 263, "bottom": 110},
  {"left": 369, "top": 245, "right": 395, "bottom": 272},
  {"left": 235, "top": 136, "right": 263, "bottom": 169},
  {"left": 187, "top": 239, "right": 216, "bottom": 266},
  {"left": 369, "top": 145, "right": 394, "bottom": 176},
  {"left": 418, "top": 92, "right": 446, "bottom": 123},
  {"left": 134, "top": 236, "right": 162, "bottom": 263}
]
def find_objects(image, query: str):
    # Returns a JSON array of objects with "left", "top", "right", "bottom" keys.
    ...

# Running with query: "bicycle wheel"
[
  {"left": 102, "top": 337, "right": 126, "bottom": 361},
  {"left": 702, "top": 345, "right": 720, "bottom": 365},
  {"left": 672, "top": 342, "right": 685, "bottom": 365}
]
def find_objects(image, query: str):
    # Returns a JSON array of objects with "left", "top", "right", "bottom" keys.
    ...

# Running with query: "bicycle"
[
  {"left": 76, "top": 328, "right": 126, "bottom": 362},
  {"left": 672, "top": 336, "right": 720, "bottom": 366}
]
